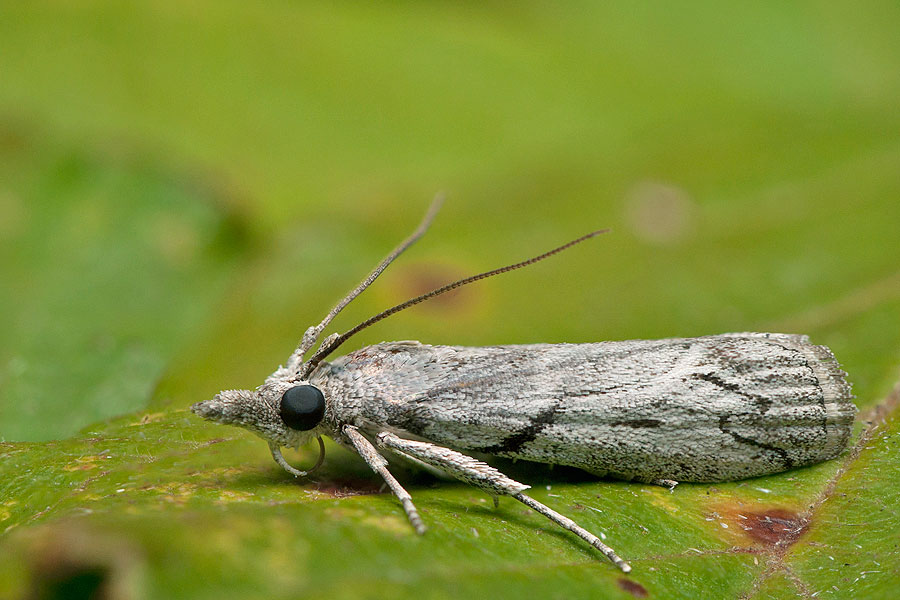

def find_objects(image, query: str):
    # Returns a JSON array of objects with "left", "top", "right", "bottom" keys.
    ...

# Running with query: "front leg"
[
  {"left": 269, "top": 437, "right": 326, "bottom": 478},
  {"left": 376, "top": 432, "right": 631, "bottom": 573},
  {"left": 342, "top": 425, "right": 426, "bottom": 535}
]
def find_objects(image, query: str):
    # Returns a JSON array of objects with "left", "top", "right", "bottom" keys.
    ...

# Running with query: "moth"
[{"left": 192, "top": 197, "right": 856, "bottom": 572}]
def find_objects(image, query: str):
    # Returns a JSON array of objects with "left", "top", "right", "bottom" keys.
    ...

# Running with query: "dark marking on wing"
[
  {"left": 477, "top": 402, "right": 560, "bottom": 454},
  {"left": 718, "top": 415, "right": 793, "bottom": 469},
  {"left": 609, "top": 419, "right": 663, "bottom": 428},
  {"left": 694, "top": 372, "right": 773, "bottom": 413},
  {"left": 796, "top": 352, "right": 833, "bottom": 454}
]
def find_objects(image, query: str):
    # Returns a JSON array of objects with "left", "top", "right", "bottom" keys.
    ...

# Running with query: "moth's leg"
[
  {"left": 651, "top": 479, "right": 679, "bottom": 492},
  {"left": 268, "top": 437, "right": 326, "bottom": 478},
  {"left": 376, "top": 432, "right": 631, "bottom": 573},
  {"left": 342, "top": 425, "right": 426, "bottom": 535},
  {"left": 611, "top": 471, "right": 678, "bottom": 492}
]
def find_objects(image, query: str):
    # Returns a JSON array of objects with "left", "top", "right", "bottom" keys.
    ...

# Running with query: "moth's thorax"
[
  {"left": 308, "top": 348, "right": 426, "bottom": 434},
  {"left": 305, "top": 361, "right": 356, "bottom": 432}
]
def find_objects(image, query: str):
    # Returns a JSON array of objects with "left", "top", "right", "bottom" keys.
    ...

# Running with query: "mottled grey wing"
[{"left": 318, "top": 334, "right": 855, "bottom": 482}]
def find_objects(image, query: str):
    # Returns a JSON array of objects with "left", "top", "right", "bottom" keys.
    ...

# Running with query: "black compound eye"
[{"left": 280, "top": 385, "right": 326, "bottom": 431}]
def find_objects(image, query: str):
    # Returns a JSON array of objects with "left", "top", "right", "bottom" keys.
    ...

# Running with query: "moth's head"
[{"left": 191, "top": 380, "right": 327, "bottom": 448}]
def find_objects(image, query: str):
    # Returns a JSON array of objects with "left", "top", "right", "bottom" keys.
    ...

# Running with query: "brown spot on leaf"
[
  {"left": 617, "top": 578, "right": 649, "bottom": 598},
  {"left": 714, "top": 504, "right": 808, "bottom": 548},
  {"left": 740, "top": 508, "right": 807, "bottom": 546}
]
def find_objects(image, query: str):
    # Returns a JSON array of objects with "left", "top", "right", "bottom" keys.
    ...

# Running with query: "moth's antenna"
[
  {"left": 300, "top": 229, "right": 609, "bottom": 378},
  {"left": 283, "top": 194, "right": 444, "bottom": 374}
]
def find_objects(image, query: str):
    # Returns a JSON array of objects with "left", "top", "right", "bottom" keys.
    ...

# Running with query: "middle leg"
[{"left": 342, "top": 425, "right": 426, "bottom": 535}]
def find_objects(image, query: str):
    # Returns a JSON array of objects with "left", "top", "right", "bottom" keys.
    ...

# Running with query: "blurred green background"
[{"left": 1, "top": 2, "right": 899, "bottom": 599}]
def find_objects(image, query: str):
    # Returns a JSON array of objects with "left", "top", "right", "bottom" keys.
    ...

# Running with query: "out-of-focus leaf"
[{"left": 0, "top": 133, "right": 245, "bottom": 441}]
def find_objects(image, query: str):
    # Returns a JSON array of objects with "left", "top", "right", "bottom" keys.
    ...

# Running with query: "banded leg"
[
  {"left": 342, "top": 425, "right": 426, "bottom": 535},
  {"left": 376, "top": 432, "right": 631, "bottom": 572}
]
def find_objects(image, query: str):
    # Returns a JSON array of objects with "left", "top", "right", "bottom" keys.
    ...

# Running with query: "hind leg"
[{"left": 375, "top": 431, "right": 631, "bottom": 572}]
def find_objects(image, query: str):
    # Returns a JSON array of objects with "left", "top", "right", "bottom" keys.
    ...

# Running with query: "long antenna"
[
  {"left": 282, "top": 194, "right": 444, "bottom": 374},
  {"left": 300, "top": 229, "right": 608, "bottom": 378}
]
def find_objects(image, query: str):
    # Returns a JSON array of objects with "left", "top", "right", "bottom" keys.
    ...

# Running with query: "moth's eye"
[{"left": 280, "top": 385, "right": 326, "bottom": 431}]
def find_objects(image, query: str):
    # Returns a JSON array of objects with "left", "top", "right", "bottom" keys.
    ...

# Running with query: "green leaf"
[{"left": 2, "top": 3, "right": 900, "bottom": 599}]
